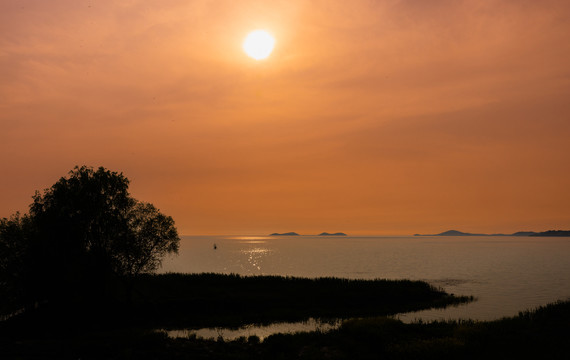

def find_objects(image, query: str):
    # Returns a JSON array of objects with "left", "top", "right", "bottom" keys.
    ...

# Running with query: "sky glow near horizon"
[{"left": 1, "top": 0, "right": 569, "bottom": 235}]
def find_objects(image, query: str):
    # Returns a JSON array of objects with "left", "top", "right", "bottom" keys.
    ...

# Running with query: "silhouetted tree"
[
  {"left": 0, "top": 213, "right": 33, "bottom": 314},
  {"left": 27, "top": 166, "right": 132, "bottom": 301},
  {"left": 112, "top": 200, "right": 179, "bottom": 302},
  {"left": 114, "top": 201, "right": 179, "bottom": 277},
  {"left": 1, "top": 166, "right": 179, "bottom": 310}
]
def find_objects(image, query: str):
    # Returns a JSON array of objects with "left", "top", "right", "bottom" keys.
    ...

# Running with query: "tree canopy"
[
  {"left": 0, "top": 213, "right": 32, "bottom": 314},
  {"left": 0, "top": 166, "right": 180, "bottom": 310}
]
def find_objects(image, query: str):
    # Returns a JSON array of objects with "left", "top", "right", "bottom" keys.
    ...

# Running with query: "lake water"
[{"left": 159, "top": 235, "right": 570, "bottom": 340}]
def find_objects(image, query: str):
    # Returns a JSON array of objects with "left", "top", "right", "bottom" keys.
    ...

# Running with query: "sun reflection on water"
[
  {"left": 241, "top": 247, "right": 272, "bottom": 272},
  {"left": 230, "top": 236, "right": 271, "bottom": 242}
]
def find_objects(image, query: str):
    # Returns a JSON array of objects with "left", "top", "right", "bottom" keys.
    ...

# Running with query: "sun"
[{"left": 243, "top": 30, "right": 275, "bottom": 60}]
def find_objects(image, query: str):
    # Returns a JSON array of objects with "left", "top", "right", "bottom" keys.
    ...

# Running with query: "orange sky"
[{"left": 1, "top": 0, "right": 570, "bottom": 235}]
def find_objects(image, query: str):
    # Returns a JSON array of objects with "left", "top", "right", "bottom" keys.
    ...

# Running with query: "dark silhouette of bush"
[
  {"left": 0, "top": 166, "right": 180, "bottom": 314},
  {"left": 0, "top": 213, "right": 33, "bottom": 315}
]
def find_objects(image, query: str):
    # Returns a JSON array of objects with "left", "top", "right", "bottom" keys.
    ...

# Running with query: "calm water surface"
[{"left": 159, "top": 235, "right": 570, "bottom": 339}]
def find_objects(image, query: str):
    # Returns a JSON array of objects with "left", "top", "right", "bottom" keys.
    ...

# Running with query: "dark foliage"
[
  {"left": 255, "top": 300, "right": 570, "bottom": 359},
  {"left": 0, "top": 166, "right": 180, "bottom": 315},
  {"left": 1, "top": 273, "right": 471, "bottom": 335},
  {"left": 1, "top": 295, "right": 568, "bottom": 359},
  {"left": 127, "top": 273, "right": 472, "bottom": 328},
  {"left": 0, "top": 213, "right": 33, "bottom": 316}
]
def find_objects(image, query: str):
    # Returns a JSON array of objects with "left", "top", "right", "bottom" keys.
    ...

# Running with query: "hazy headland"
[{"left": 415, "top": 229, "right": 570, "bottom": 237}]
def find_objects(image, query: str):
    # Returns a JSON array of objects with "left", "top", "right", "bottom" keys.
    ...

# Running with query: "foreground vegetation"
[
  {"left": 1, "top": 297, "right": 569, "bottom": 359},
  {"left": 1, "top": 273, "right": 471, "bottom": 329},
  {"left": 129, "top": 273, "right": 472, "bottom": 327},
  {"left": 1, "top": 166, "right": 180, "bottom": 319},
  {"left": 0, "top": 273, "right": 473, "bottom": 358}
]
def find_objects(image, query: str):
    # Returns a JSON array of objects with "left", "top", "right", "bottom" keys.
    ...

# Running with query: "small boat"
[{"left": 213, "top": 243, "right": 217, "bottom": 250}]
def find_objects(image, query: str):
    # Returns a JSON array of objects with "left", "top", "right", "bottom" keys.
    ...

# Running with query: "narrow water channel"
[{"left": 160, "top": 317, "right": 343, "bottom": 342}]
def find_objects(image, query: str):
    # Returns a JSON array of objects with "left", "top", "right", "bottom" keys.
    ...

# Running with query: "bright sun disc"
[{"left": 243, "top": 30, "right": 275, "bottom": 60}]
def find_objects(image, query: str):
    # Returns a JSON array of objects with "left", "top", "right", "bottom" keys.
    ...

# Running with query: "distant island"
[
  {"left": 414, "top": 230, "right": 486, "bottom": 236},
  {"left": 319, "top": 232, "right": 347, "bottom": 236},
  {"left": 530, "top": 230, "right": 570, "bottom": 237},
  {"left": 509, "top": 231, "right": 538, "bottom": 236},
  {"left": 415, "top": 229, "right": 570, "bottom": 237}
]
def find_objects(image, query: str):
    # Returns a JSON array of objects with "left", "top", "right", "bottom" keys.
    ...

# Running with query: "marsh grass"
[
  {"left": 252, "top": 300, "right": 570, "bottom": 359},
  {"left": 127, "top": 273, "right": 472, "bottom": 327},
  {"left": 8, "top": 312, "right": 567, "bottom": 360},
  {"left": 1, "top": 279, "right": 568, "bottom": 359},
  {"left": 0, "top": 273, "right": 470, "bottom": 331},
  {"left": 1, "top": 273, "right": 480, "bottom": 359}
]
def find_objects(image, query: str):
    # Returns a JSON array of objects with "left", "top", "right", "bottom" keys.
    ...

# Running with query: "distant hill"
[
  {"left": 319, "top": 232, "right": 347, "bottom": 236},
  {"left": 414, "top": 230, "right": 486, "bottom": 236},
  {"left": 487, "top": 232, "right": 538, "bottom": 236},
  {"left": 530, "top": 230, "right": 570, "bottom": 237},
  {"left": 269, "top": 232, "right": 300, "bottom": 236},
  {"left": 415, "top": 229, "right": 565, "bottom": 237},
  {"left": 510, "top": 231, "right": 538, "bottom": 236}
]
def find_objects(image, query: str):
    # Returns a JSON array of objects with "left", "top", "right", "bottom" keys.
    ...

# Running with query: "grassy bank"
[
  {"left": 2, "top": 300, "right": 569, "bottom": 359},
  {"left": 255, "top": 300, "right": 570, "bottom": 359},
  {"left": 129, "top": 273, "right": 472, "bottom": 327},
  {"left": 1, "top": 273, "right": 472, "bottom": 330},
  {"left": 0, "top": 273, "right": 477, "bottom": 358}
]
